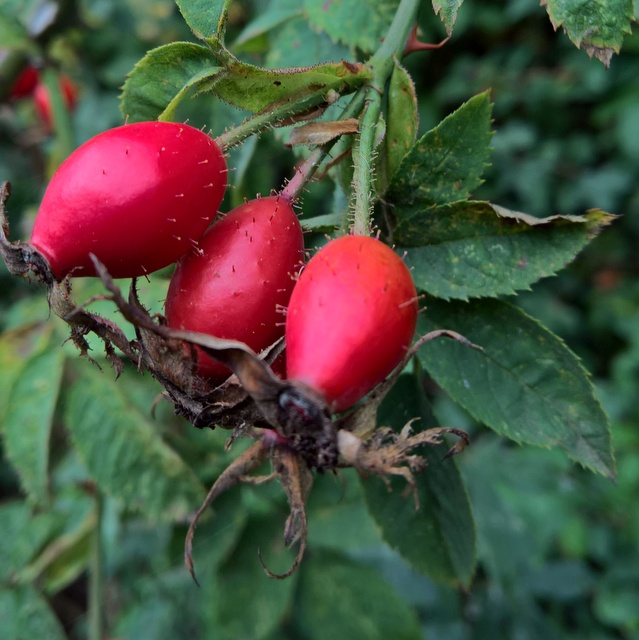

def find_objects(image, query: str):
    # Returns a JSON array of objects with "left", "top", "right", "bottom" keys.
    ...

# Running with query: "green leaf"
[
  {"left": 300, "top": 212, "right": 343, "bottom": 232},
  {"left": 387, "top": 91, "right": 493, "bottom": 208},
  {"left": 0, "top": 585, "right": 66, "bottom": 640},
  {"left": 0, "top": 502, "right": 59, "bottom": 583},
  {"left": 541, "top": 0, "right": 634, "bottom": 67},
  {"left": 200, "top": 56, "right": 372, "bottom": 114},
  {"left": 0, "top": 322, "right": 52, "bottom": 424},
  {"left": 396, "top": 202, "right": 615, "bottom": 300},
  {"left": 432, "top": 0, "right": 465, "bottom": 35},
  {"left": 307, "top": 469, "right": 386, "bottom": 552},
  {"left": 120, "top": 42, "right": 220, "bottom": 123},
  {"left": 22, "top": 485, "right": 96, "bottom": 594},
  {"left": 234, "top": 0, "right": 302, "bottom": 47},
  {"left": 265, "top": 15, "right": 353, "bottom": 68},
  {"left": 362, "top": 374, "right": 476, "bottom": 584},
  {"left": 304, "top": 0, "right": 399, "bottom": 52},
  {"left": 381, "top": 58, "right": 418, "bottom": 191},
  {"left": 3, "top": 348, "right": 65, "bottom": 506},
  {"left": 417, "top": 298, "right": 616, "bottom": 478},
  {"left": 175, "top": 0, "right": 232, "bottom": 41},
  {"left": 64, "top": 363, "right": 206, "bottom": 522},
  {"left": 202, "top": 514, "right": 298, "bottom": 639},
  {"left": 293, "top": 550, "right": 423, "bottom": 640}
]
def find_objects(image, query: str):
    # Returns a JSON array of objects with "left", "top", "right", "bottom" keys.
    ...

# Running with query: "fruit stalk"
[
  {"left": 351, "top": 86, "right": 382, "bottom": 235},
  {"left": 350, "top": 0, "right": 420, "bottom": 234}
]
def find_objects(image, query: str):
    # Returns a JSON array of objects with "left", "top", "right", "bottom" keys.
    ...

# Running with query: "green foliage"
[
  {"left": 120, "top": 42, "right": 221, "bottom": 122},
  {"left": 382, "top": 58, "right": 418, "bottom": 188},
  {"left": 0, "top": 585, "right": 66, "bottom": 640},
  {"left": 2, "top": 347, "right": 64, "bottom": 506},
  {"left": 432, "top": 0, "right": 465, "bottom": 34},
  {"left": 175, "top": 0, "right": 232, "bottom": 41},
  {"left": 304, "top": 0, "right": 399, "bottom": 53},
  {"left": 199, "top": 58, "right": 372, "bottom": 114},
  {"left": 206, "top": 514, "right": 299, "bottom": 637}
]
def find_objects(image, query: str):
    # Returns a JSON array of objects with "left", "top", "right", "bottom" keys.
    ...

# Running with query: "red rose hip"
[
  {"left": 30, "top": 121, "right": 227, "bottom": 279},
  {"left": 285, "top": 235, "right": 418, "bottom": 412},
  {"left": 165, "top": 195, "right": 304, "bottom": 382}
]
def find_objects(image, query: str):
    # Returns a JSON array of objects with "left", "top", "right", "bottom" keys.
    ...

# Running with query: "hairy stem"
[
  {"left": 351, "top": 87, "right": 381, "bottom": 235},
  {"left": 349, "top": 0, "right": 420, "bottom": 234}
]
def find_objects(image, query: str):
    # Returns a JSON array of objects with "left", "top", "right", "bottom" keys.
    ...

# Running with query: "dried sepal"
[
  {"left": 337, "top": 422, "right": 469, "bottom": 508},
  {"left": 258, "top": 446, "right": 313, "bottom": 579},
  {"left": 185, "top": 439, "right": 271, "bottom": 585}
]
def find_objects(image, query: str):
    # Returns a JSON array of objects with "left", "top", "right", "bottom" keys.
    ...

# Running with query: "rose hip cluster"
[{"left": 29, "top": 121, "right": 418, "bottom": 413}]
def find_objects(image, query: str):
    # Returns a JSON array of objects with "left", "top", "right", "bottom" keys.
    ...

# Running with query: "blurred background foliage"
[{"left": 1, "top": 0, "right": 639, "bottom": 638}]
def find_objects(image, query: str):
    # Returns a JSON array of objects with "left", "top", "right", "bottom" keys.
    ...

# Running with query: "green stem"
[
  {"left": 88, "top": 492, "right": 104, "bottom": 640},
  {"left": 351, "top": 87, "right": 381, "bottom": 236},
  {"left": 349, "top": 0, "right": 420, "bottom": 235}
]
